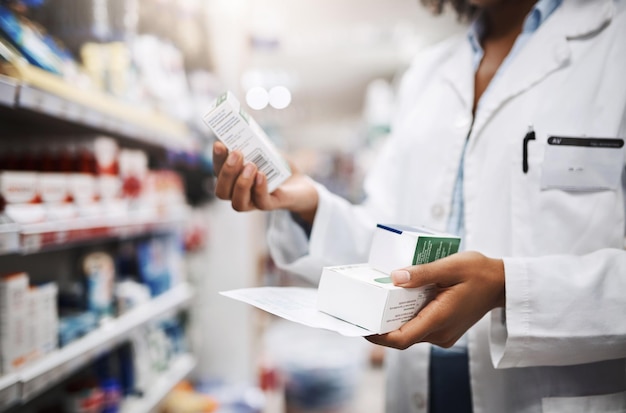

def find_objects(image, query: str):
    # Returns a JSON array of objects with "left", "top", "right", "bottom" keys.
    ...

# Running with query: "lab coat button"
[
  {"left": 413, "top": 392, "right": 426, "bottom": 409},
  {"left": 431, "top": 204, "right": 445, "bottom": 219}
]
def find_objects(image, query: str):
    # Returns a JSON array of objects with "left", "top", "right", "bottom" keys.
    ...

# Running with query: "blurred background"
[{"left": 0, "top": 0, "right": 464, "bottom": 412}]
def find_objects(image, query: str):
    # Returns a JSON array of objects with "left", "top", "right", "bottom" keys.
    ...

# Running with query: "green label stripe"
[
  {"left": 239, "top": 107, "right": 250, "bottom": 124},
  {"left": 216, "top": 92, "right": 228, "bottom": 107},
  {"left": 413, "top": 237, "right": 461, "bottom": 265},
  {"left": 374, "top": 276, "right": 393, "bottom": 284}
]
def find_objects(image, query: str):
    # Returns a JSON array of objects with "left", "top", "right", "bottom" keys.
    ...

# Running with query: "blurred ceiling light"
[
  {"left": 246, "top": 87, "right": 270, "bottom": 110},
  {"left": 241, "top": 70, "right": 264, "bottom": 91},
  {"left": 269, "top": 86, "right": 292, "bottom": 109},
  {"left": 213, "top": 0, "right": 248, "bottom": 16}
]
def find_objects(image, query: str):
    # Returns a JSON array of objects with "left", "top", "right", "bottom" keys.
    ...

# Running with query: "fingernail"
[
  {"left": 214, "top": 144, "right": 225, "bottom": 156},
  {"left": 255, "top": 173, "right": 264, "bottom": 186},
  {"left": 227, "top": 152, "right": 240, "bottom": 166},
  {"left": 242, "top": 163, "right": 255, "bottom": 178},
  {"left": 391, "top": 270, "right": 410, "bottom": 284}
]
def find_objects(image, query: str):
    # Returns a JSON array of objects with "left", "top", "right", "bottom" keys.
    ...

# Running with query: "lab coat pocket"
[
  {"left": 540, "top": 137, "right": 624, "bottom": 191},
  {"left": 509, "top": 136, "right": 624, "bottom": 257},
  {"left": 542, "top": 390, "right": 626, "bottom": 413}
]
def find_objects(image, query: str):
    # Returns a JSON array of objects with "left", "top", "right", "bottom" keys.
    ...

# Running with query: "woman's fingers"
[
  {"left": 231, "top": 162, "right": 258, "bottom": 211},
  {"left": 212, "top": 141, "right": 229, "bottom": 176},
  {"left": 214, "top": 150, "right": 244, "bottom": 200}
]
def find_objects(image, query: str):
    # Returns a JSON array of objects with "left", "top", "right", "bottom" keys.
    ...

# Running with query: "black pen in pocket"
[{"left": 522, "top": 126, "right": 536, "bottom": 174}]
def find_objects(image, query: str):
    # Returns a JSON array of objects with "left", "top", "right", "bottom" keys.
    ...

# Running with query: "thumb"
[{"left": 390, "top": 257, "right": 459, "bottom": 288}]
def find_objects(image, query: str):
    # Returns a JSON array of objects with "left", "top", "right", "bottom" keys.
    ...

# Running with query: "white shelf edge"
[
  {"left": 6, "top": 210, "right": 186, "bottom": 256},
  {"left": 120, "top": 354, "right": 197, "bottom": 413},
  {"left": 19, "top": 211, "right": 185, "bottom": 235},
  {"left": 17, "top": 283, "right": 194, "bottom": 402},
  {"left": 17, "top": 85, "right": 195, "bottom": 152},
  {"left": 0, "top": 373, "right": 20, "bottom": 411},
  {"left": 0, "top": 75, "right": 19, "bottom": 107}
]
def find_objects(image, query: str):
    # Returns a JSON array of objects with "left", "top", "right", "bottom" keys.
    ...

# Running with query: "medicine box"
[
  {"left": 368, "top": 224, "right": 461, "bottom": 274},
  {"left": 317, "top": 264, "right": 436, "bottom": 334},
  {"left": 203, "top": 91, "right": 291, "bottom": 193},
  {"left": 0, "top": 272, "right": 29, "bottom": 374}
]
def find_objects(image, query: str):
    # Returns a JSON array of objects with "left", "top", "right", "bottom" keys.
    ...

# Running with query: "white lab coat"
[{"left": 266, "top": 0, "right": 626, "bottom": 412}]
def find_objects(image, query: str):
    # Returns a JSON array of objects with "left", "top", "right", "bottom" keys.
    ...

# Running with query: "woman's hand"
[
  {"left": 212, "top": 141, "right": 319, "bottom": 224},
  {"left": 366, "top": 251, "right": 505, "bottom": 350}
]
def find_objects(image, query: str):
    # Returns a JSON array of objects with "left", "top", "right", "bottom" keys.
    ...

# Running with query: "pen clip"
[{"left": 522, "top": 126, "right": 536, "bottom": 174}]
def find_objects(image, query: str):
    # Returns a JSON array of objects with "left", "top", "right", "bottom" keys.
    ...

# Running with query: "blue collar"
[{"left": 468, "top": 0, "right": 563, "bottom": 65}]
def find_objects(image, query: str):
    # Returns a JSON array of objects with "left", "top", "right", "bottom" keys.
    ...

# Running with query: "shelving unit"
[
  {"left": 0, "top": 283, "right": 193, "bottom": 410},
  {"left": 15, "top": 211, "right": 186, "bottom": 255},
  {"left": 1, "top": 63, "right": 197, "bottom": 152},
  {"left": 1, "top": 50, "right": 203, "bottom": 410},
  {"left": 0, "top": 372, "right": 19, "bottom": 411},
  {"left": 120, "top": 353, "right": 197, "bottom": 413},
  {"left": 0, "top": 75, "right": 18, "bottom": 107}
]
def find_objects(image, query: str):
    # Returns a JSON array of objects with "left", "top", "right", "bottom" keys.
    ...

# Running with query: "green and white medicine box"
[
  {"left": 202, "top": 91, "right": 291, "bottom": 193},
  {"left": 317, "top": 263, "right": 436, "bottom": 334},
  {"left": 368, "top": 224, "right": 461, "bottom": 275}
]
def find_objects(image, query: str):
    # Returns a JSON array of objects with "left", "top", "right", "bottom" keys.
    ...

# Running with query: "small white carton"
[
  {"left": 203, "top": 91, "right": 291, "bottom": 193},
  {"left": 0, "top": 272, "right": 29, "bottom": 374},
  {"left": 316, "top": 264, "right": 436, "bottom": 334},
  {"left": 368, "top": 224, "right": 461, "bottom": 275},
  {"left": 34, "top": 283, "right": 58, "bottom": 356}
]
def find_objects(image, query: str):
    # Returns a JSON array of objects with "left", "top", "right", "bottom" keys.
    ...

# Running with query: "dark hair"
[{"left": 420, "top": 0, "right": 478, "bottom": 21}]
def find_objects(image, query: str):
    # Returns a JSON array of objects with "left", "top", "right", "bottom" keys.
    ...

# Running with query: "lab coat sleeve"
[
  {"left": 266, "top": 126, "right": 410, "bottom": 284},
  {"left": 266, "top": 183, "right": 378, "bottom": 285},
  {"left": 490, "top": 249, "right": 626, "bottom": 368}
]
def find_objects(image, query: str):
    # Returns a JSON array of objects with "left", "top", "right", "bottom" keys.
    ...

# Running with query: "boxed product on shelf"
[
  {"left": 143, "top": 170, "right": 187, "bottom": 218},
  {"left": 37, "top": 282, "right": 59, "bottom": 355},
  {"left": 203, "top": 91, "right": 291, "bottom": 193},
  {"left": 0, "top": 213, "right": 19, "bottom": 254},
  {"left": 93, "top": 136, "right": 123, "bottom": 214},
  {"left": 0, "top": 171, "right": 46, "bottom": 224},
  {"left": 82, "top": 251, "right": 116, "bottom": 320},
  {"left": 114, "top": 279, "right": 151, "bottom": 315},
  {"left": 58, "top": 312, "right": 99, "bottom": 348},
  {"left": 0, "top": 273, "right": 59, "bottom": 373},
  {"left": 137, "top": 234, "right": 186, "bottom": 297},
  {"left": 24, "top": 285, "right": 39, "bottom": 363},
  {"left": 368, "top": 224, "right": 461, "bottom": 275},
  {"left": 0, "top": 272, "right": 29, "bottom": 374},
  {"left": 38, "top": 172, "right": 77, "bottom": 221},
  {"left": 0, "top": 4, "right": 67, "bottom": 76}
]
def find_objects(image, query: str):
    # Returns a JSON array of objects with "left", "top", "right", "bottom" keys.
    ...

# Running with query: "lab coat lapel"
[
  {"left": 469, "top": 0, "right": 615, "bottom": 142},
  {"left": 440, "top": 38, "right": 475, "bottom": 114}
]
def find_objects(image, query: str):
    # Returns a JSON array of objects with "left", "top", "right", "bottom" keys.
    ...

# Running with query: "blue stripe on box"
[{"left": 376, "top": 224, "right": 403, "bottom": 234}]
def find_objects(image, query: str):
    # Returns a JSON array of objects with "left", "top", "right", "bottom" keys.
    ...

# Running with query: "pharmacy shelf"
[
  {"left": 0, "top": 75, "right": 18, "bottom": 107},
  {"left": 2, "top": 209, "right": 186, "bottom": 255},
  {"left": 0, "top": 373, "right": 19, "bottom": 411},
  {"left": 2, "top": 62, "right": 196, "bottom": 152},
  {"left": 16, "top": 283, "right": 194, "bottom": 404},
  {"left": 120, "top": 353, "right": 197, "bottom": 413},
  {"left": 0, "top": 221, "right": 20, "bottom": 255}
]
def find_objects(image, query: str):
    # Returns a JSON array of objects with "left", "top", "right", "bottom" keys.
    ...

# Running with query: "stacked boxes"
[
  {"left": 368, "top": 224, "right": 462, "bottom": 275},
  {"left": 0, "top": 273, "right": 58, "bottom": 374},
  {"left": 317, "top": 225, "right": 461, "bottom": 334}
]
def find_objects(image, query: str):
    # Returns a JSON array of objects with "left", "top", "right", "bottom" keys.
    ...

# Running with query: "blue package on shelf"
[
  {"left": 137, "top": 237, "right": 172, "bottom": 297},
  {"left": 58, "top": 311, "right": 99, "bottom": 347},
  {"left": 0, "top": 5, "right": 63, "bottom": 74}
]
